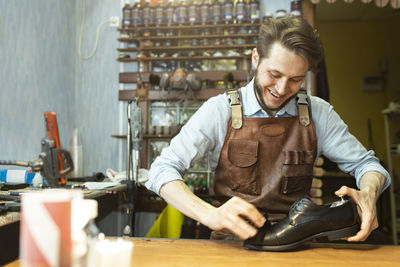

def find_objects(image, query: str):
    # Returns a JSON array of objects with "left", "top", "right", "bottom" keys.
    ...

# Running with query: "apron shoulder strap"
[
  {"left": 226, "top": 88, "right": 243, "bottom": 129},
  {"left": 297, "top": 88, "right": 311, "bottom": 126}
]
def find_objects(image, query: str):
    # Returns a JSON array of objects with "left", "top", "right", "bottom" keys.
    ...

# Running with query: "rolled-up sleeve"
[{"left": 315, "top": 98, "right": 391, "bottom": 191}]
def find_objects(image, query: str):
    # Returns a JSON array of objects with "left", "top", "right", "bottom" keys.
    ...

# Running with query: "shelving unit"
[
  {"left": 117, "top": 23, "right": 257, "bottom": 175},
  {"left": 383, "top": 107, "right": 400, "bottom": 245}
]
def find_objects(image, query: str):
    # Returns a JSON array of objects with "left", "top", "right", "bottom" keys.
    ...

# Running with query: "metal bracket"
[
  {"left": 227, "top": 90, "right": 241, "bottom": 105},
  {"left": 297, "top": 91, "right": 309, "bottom": 106}
]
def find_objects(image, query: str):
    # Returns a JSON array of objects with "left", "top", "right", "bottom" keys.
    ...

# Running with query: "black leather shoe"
[{"left": 244, "top": 196, "right": 359, "bottom": 251}]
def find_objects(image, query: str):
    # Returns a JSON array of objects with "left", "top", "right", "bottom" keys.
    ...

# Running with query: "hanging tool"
[
  {"left": 159, "top": 69, "right": 201, "bottom": 92},
  {"left": 131, "top": 99, "right": 143, "bottom": 183},
  {"left": 44, "top": 112, "right": 67, "bottom": 185},
  {"left": 126, "top": 100, "right": 132, "bottom": 182},
  {"left": 122, "top": 97, "right": 142, "bottom": 237}
]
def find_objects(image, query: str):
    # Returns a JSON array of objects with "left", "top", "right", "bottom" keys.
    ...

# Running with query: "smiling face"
[{"left": 252, "top": 42, "right": 309, "bottom": 116}]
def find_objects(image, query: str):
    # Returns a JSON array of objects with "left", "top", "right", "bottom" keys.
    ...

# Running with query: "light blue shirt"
[{"left": 146, "top": 79, "right": 391, "bottom": 195}]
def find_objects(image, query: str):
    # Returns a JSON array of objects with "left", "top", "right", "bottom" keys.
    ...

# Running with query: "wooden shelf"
[
  {"left": 188, "top": 168, "right": 211, "bottom": 174},
  {"left": 118, "top": 55, "right": 250, "bottom": 62},
  {"left": 118, "top": 88, "right": 225, "bottom": 101},
  {"left": 112, "top": 134, "right": 175, "bottom": 139},
  {"left": 119, "top": 70, "right": 253, "bottom": 84},
  {"left": 118, "top": 33, "right": 258, "bottom": 42},
  {"left": 111, "top": 134, "right": 126, "bottom": 139},
  {"left": 118, "top": 23, "right": 260, "bottom": 32},
  {"left": 118, "top": 44, "right": 255, "bottom": 52}
]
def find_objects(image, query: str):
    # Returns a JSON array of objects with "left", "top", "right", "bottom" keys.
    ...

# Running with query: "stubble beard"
[{"left": 253, "top": 73, "right": 296, "bottom": 115}]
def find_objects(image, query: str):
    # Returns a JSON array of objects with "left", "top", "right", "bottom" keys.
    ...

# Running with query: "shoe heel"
[{"left": 327, "top": 224, "right": 359, "bottom": 241}]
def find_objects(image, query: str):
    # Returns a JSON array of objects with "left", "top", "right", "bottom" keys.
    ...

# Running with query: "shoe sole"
[{"left": 243, "top": 224, "right": 359, "bottom": 252}]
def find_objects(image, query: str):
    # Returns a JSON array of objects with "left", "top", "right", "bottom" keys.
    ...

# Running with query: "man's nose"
[{"left": 276, "top": 78, "right": 288, "bottom": 95}]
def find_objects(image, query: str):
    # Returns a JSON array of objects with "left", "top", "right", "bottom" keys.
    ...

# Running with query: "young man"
[{"left": 146, "top": 16, "right": 390, "bottom": 241}]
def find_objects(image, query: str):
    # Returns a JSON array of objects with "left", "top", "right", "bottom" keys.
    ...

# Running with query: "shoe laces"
[{"left": 291, "top": 197, "right": 312, "bottom": 213}]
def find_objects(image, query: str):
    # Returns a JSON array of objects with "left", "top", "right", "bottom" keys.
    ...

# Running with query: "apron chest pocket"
[{"left": 227, "top": 139, "right": 260, "bottom": 195}]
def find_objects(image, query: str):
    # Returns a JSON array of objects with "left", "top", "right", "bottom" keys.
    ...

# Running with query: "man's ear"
[{"left": 252, "top": 48, "right": 259, "bottom": 69}]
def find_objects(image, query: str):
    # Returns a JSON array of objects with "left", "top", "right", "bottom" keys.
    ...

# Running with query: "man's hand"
[
  {"left": 335, "top": 185, "right": 378, "bottom": 242},
  {"left": 204, "top": 196, "right": 266, "bottom": 240},
  {"left": 159, "top": 180, "right": 266, "bottom": 240},
  {"left": 334, "top": 171, "right": 385, "bottom": 242}
]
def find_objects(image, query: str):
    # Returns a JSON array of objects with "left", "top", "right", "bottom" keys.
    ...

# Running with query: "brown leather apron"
[{"left": 213, "top": 89, "right": 317, "bottom": 224}]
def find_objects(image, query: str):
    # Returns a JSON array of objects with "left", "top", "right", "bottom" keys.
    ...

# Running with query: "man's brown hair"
[{"left": 257, "top": 16, "right": 322, "bottom": 72}]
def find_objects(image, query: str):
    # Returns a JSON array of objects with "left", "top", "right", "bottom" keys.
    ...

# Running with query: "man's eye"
[
  {"left": 291, "top": 78, "right": 302, "bottom": 83},
  {"left": 269, "top": 72, "right": 279, "bottom": 78}
]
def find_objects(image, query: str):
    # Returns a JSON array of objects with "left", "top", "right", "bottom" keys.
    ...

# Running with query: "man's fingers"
[
  {"left": 228, "top": 197, "right": 266, "bottom": 227},
  {"left": 335, "top": 185, "right": 353, "bottom": 198},
  {"left": 335, "top": 186, "right": 362, "bottom": 208},
  {"left": 348, "top": 211, "right": 371, "bottom": 242},
  {"left": 222, "top": 213, "right": 258, "bottom": 240},
  {"left": 215, "top": 197, "right": 266, "bottom": 239},
  {"left": 347, "top": 228, "right": 369, "bottom": 242}
]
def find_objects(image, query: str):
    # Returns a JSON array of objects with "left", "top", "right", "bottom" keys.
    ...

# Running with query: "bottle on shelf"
[
  {"left": 222, "top": 0, "right": 234, "bottom": 46},
  {"left": 199, "top": 0, "right": 211, "bottom": 46},
  {"left": 188, "top": 0, "right": 200, "bottom": 25},
  {"left": 121, "top": 3, "right": 131, "bottom": 38},
  {"left": 131, "top": 0, "right": 141, "bottom": 26},
  {"left": 235, "top": 0, "right": 247, "bottom": 24},
  {"left": 275, "top": 9, "right": 287, "bottom": 19},
  {"left": 177, "top": 0, "right": 188, "bottom": 26},
  {"left": 187, "top": 180, "right": 194, "bottom": 192},
  {"left": 246, "top": 0, "right": 259, "bottom": 34},
  {"left": 200, "top": 0, "right": 211, "bottom": 25},
  {"left": 211, "top": 0, "right": 222, "bottom": 25},
  {"left": 131, "top": 0, "right": 141, "bottom": 37},
  {"left": 164, "top": 0, "right": 176, "bottom": 43},
  {"left": 154, "top": 1, "right": 164, "bottom": 26},
  {"left": 234, "top": 0, "right": 247, "bottom": 35},
  {"left": 248, "top": 0, "right": 260, "bottom": 24},
  {"left": 142, "top": 0, "right": 152, "bottom": 28},
  {"left": 150, "top": 1, "right": 156, "bottom": 26},
  {"left": 290, "top": 0, "right": 302, "bottom": 18},
  {"left": 262, "top": 11, "right": 273, "bottom": 24},
  {"left": 222, "top": 0, "right": 234, "bottom": 24},
  {"left": 194, "top": 179, "right": 202, "bottom": 195},
  {"left": 165, "top": 0, "right": 176, "bottom": 26},
  {"left": 192, "top": 29, "right": 200, "bottom": 46},
  {"left": 213, "top": 26, "right": 224, "bottom": 46},
  {"left": 200, "top": 27, "right": 211, "bottom": 46},
  {"left": 201, "top": 180, "right": 208, "bottom": 195},
  {"left": 153, "top": 1, "right": 165, "bottom": 41},
  {"left": 211, "top": 0, "right": 223, "bottom": 46}
]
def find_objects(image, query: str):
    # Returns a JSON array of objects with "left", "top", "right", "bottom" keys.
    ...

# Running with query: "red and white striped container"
[{"left": 20, "top": 189, "right": 83, "bottom": 267}]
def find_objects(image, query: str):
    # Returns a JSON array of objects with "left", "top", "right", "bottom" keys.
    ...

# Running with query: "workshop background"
[
  {"left": 0, "top": 0, "right": 399, "bottom": 178},
  {"left": 0, "top": 0, "right": 122, "bottom": 174}
]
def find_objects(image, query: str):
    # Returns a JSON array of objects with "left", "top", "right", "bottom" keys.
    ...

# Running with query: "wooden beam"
[
  {"left": 119, "top": 89, "right": 225, "bottom": 101},
  {"left": 119, "top": 70, "right": 254, "bottom": 83}
]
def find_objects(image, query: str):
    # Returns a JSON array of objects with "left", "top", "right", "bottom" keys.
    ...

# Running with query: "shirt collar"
[{"left": 240, "top": 78, "right": 298, "bottom": 117}]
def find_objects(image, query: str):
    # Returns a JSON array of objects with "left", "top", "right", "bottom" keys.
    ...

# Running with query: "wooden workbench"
[{"left": 5, "top": 238, "right": 400, "bottom": 266}]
